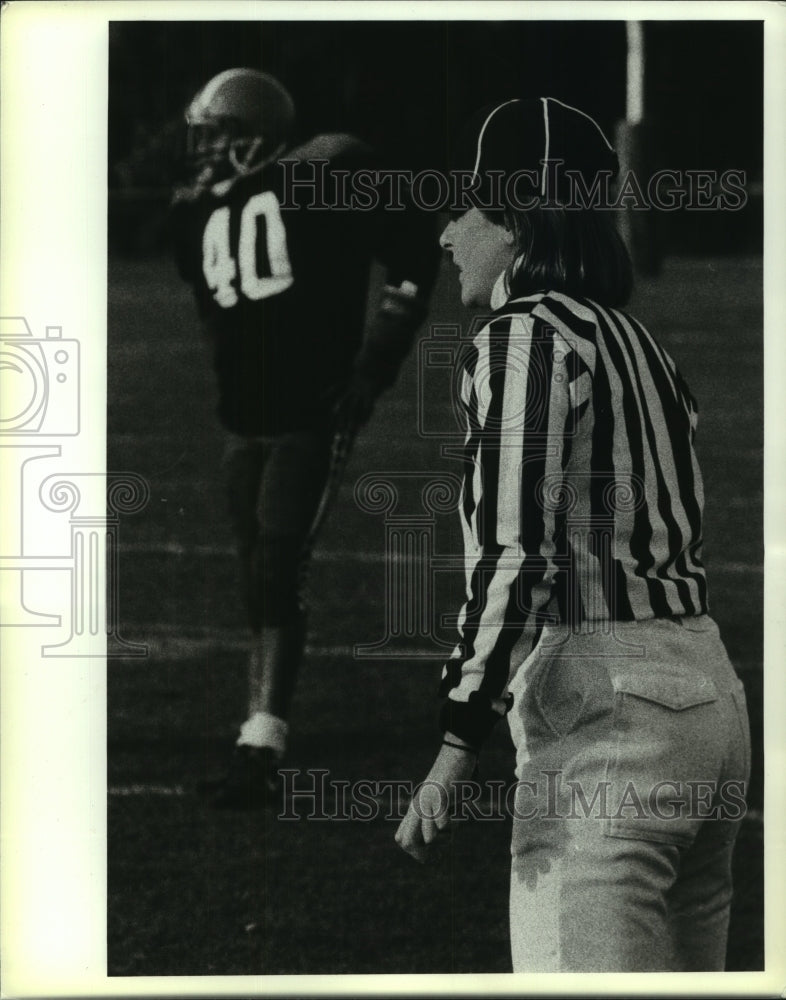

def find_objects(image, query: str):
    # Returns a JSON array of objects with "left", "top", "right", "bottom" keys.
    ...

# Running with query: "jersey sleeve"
[
  {"left": 278, "top": 134, "right": 441, "bottom": 392},
  {"left": 295, "top": 133, "right": 440, "bottom": 296},
  {"left": 438, "top": 312, "right": 579, "bottom": 747},
  {"left": 369, "top": 180, "right": 442, "bottom": 295},
  {"left": 353, "top": 169, "right": 441, "bottom": 391}
]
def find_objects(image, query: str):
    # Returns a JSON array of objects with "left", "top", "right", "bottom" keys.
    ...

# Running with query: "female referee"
[{"left": 395, "top": 97, "right": 751, "bottom": 973}]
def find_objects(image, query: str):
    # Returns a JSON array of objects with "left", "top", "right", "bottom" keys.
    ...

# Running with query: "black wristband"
[
  {"left": 442, "top": 738, "right": 479, "bottom": 755},
  {"left": 438, "top": 691, "right": 514, "bottom": 748}
]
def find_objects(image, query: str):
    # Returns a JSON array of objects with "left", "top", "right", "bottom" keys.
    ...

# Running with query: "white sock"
[{"left": 236, "top": 712, "right": 289, "bottom": 758}]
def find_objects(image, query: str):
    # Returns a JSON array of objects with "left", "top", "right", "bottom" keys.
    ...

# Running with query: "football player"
[{"left": 171, "top": 68, "right": 439, "bottom": 808}]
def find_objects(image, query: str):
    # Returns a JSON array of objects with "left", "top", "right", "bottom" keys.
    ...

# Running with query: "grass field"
[{"left": 107, "top": 251, "right": 763, "bottom": 976}]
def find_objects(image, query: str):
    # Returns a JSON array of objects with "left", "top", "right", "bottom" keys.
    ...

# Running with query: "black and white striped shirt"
[{"left": 439, "top": 281, "right": 708, "bottom": 746}]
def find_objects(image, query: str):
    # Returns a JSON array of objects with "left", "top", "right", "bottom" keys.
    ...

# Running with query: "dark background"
[
  {"left": 108, "top": 20, "right": 763, "bottom": 254},
  {"left": 107, "top": 19, "right": 764, "bottom": 976}
]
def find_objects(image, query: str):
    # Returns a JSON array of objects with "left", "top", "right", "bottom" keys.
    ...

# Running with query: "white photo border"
[{"left": 1, "top": 1, "right": 783, "bottom": 996}]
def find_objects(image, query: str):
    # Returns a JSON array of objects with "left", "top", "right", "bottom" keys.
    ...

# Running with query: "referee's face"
[{"left": 440, "top": 208, "right": 516, "bottom": 307}]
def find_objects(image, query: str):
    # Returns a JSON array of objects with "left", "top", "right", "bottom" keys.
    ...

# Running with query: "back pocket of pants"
[
  {"left": 604, "top": 671, "right": 722, "bottom": 846},
  {"left": 610, "top": 671, "right": 718, "bottom": 711}
]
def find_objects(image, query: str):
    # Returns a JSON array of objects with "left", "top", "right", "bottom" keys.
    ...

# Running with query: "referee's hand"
[{"left": 395, "top": 740, "right": 478, "bottom": 864}]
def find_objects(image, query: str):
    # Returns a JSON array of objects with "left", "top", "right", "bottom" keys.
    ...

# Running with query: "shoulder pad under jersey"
[{"left": 284, "top": 133, "right": 372, "bottom": 163}]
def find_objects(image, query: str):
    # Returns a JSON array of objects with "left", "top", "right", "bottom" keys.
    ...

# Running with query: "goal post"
[{"left": 615, "top": 21, "right": 661, "bottom": 275}]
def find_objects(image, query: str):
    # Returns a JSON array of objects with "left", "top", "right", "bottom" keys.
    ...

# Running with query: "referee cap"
[{"left": 457, "top": 97, "right": 619, "bottom": 206}]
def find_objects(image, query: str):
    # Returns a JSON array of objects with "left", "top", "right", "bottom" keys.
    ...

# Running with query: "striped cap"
[{"left": 458, "top": 97, "right": 618, "bottom": 206}]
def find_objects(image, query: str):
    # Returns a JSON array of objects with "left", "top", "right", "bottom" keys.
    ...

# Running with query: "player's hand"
[{"left": 395, "top": 739, "right": 478, "bottom": 864}]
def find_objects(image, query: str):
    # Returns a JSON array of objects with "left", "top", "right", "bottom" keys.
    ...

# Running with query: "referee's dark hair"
[
  {"left": 461, "top": 97, "right": 634, "bottom": 308},
  {"left": 489, "top": 204, "right": 634, "bottom": 309}
]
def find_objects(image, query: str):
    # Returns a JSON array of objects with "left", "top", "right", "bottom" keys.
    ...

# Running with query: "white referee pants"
[{"left": 506, "top": 615, "right": 751, "bottom": 972}]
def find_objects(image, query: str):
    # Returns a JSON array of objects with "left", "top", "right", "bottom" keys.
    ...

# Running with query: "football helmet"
[{"left": 185, "top": 68, "right": 295, "bottom": 179}]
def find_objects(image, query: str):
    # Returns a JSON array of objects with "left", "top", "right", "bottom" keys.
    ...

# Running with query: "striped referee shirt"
[{"left": 440, "top": 276, "right": 708, "bottom": 746}]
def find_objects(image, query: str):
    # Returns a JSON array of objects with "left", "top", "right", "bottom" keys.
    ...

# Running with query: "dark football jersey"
[{"left": 171, "top": 134, "right": 439, "bottom": 435}]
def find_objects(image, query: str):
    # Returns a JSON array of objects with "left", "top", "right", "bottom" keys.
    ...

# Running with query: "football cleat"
[{"left": 201, "top": 745, "right": 283, "bottom": 810}]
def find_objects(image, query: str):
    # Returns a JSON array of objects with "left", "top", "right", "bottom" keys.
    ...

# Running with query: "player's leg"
[
  {"left": 203, "top": 433, "right": 273, "bottom": 807},
  {"left": 222, "top": 433, "right": 269, "bottom": 631},
  {"left": 240, "top": 539, "right": 306, "bottom": 758},
  {"left": 247, "top": 425, "right": 333, "bottom": 723},
  {"left": 213, "top": 426, "right": 332, "bottom": 807}
]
